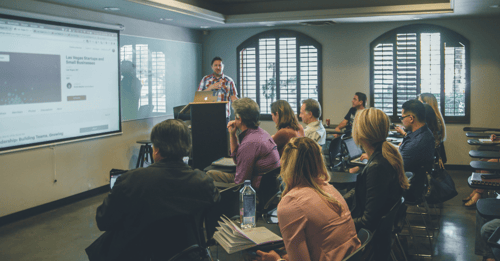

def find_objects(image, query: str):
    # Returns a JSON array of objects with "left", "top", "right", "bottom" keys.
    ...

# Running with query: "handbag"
[{"left": 425, "top": 163, "right": 458, "bottom": 204}]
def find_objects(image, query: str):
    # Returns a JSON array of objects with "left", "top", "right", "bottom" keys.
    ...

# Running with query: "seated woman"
[
  {"left": 418, "top": 93, "right": 446, "bottom": 144},
  {"left": 343, "top": 108, "right": 410, "bottom": 232},
  {"left": 270, "top": 100, "right": 304, "bottom": 156},
  {"left": 255, "top": 137, "right": 360, "bottom": 261}
]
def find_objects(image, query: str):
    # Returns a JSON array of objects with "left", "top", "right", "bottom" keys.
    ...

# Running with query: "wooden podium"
[{"left": 181, "top": 102, "right": 228, "bottom": 170}]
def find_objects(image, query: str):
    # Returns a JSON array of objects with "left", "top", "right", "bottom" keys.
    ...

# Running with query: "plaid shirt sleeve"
[{"left": 198, "top": 75, "right": 208, "bottom": 91}]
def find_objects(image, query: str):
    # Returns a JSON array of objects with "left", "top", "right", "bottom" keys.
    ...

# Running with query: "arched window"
[
  {"left": 237, "top": 30, "right": 322, "bottom": 120},
  {"left": 370, "top": 24, "right": 470, "bottom": 123}
]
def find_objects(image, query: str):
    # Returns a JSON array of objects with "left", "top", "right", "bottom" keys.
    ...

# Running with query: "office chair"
[
  {"left": 257, "top": 167, "right": 281, "bottom": 215},
  {"left": 341, "top": 228, "right": 372, "bottom": 261},
  {"left": 369, "top": 197, "right": 403, "bottom": 261},
  {"left": 328, "top": 136, "right": 344, "bottom": 171},
  {"left": 173, "top": 105, "right": 190, "bottom": 120}
]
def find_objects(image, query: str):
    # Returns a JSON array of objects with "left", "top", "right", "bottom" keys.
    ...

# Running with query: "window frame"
[
  {"left": 237, "top": 29, "right": 323, "bottom": 121},
  {"left": 370, "top": 24, "right": 471, "bottom": 124}
]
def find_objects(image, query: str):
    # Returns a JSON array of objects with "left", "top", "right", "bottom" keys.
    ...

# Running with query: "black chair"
[
  {"left": 257, "top": 167, "right": 281, "bottom": 215},
  {"left": 173, "top": 105, "right": 190, "bottom": 120},
  {"left": 341, "top": 228, "right": 372, "bottom": 261},
  {"left": 369, "top": 197, "right": 403, "bottom": 261},
  {"left": 403, "top": 166, "right": 436, "bottom": 257},
  {"left": 328, "top": 136, "right": 344, "bottom": 170}
]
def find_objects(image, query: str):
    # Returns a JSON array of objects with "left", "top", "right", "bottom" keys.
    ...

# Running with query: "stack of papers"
[{"left": 213, "top": 215, "right": 282, "bottom": 254}]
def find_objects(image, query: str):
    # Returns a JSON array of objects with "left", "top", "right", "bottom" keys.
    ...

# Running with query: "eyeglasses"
[{"left": 398, "top": 115, "right": 411, "bottom": 120}]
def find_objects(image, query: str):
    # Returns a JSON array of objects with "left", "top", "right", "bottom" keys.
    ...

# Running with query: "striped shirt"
[{"left": 198, "top": 73, "right": 237, "bottom": 118}]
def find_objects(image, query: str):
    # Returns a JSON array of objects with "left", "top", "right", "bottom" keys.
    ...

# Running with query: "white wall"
[
  {"left": 0, "top": 0, "right": 202, "bottom": 218},
  {"left": 201, "top": 17, "right": 500, "bottom": 166}
]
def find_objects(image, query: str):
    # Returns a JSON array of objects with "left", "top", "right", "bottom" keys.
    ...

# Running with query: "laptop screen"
[
  {"left": 110, "top": 174, "right": 122, "bottom": 189},
  {"left": 344, "top": 138, "right": 363, "bottom": 159}
]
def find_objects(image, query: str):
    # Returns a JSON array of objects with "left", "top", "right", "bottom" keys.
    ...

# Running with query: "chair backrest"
[
  {"left": 370, "top": 197, "right": 403, "bottom": 261},
  {"left": 404, "top": 165, "right": 428, "bottom": 203},
  {"left": 329, "top": 137, "right": 343, "bottom": 168},
  {"left": 257, "top": 167, "right": 281, "bottom": 212},
  {"left": 341, "top": 228, "right": 372, "bottom": 261},
  {"left": 173, "top": 105, "right": 190, "bottom": 120}
]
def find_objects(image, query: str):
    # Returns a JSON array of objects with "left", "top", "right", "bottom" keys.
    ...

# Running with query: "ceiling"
[{"left": 34, "top": 0, "right": 500, "bottom": 29}]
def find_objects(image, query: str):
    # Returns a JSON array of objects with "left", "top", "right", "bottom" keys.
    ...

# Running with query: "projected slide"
[
  {"left": 0, "top": 52, "right": 62, "bottom": 105},
  {"left": 0, "top": 14, "right": 121, "bottom": 152}
]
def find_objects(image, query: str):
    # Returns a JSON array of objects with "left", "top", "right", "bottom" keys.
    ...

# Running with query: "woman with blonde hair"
[
  {"left": 255, "top": 137, "right": 360, "bottom": 261},
  {"left": 418, "top": 93, "right": 446, "bottom": 143},
  {"left": 270, "top": 100, "right": 304, "bottom": 156},
  {"left": 343, "top": 108, "right": 409, "bottom": 260},
  {"left": 344, "top": 108, "right": 409, "bottom": 230}
]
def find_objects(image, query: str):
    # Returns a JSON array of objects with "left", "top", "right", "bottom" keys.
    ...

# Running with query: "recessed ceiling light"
[
  {"left": 200, "top": 26, "right": 210, "bottom": 29},
  {"left": 412, "top": 17, "right": 422, "bottom": 20},
  {"left": 160, "top": 18, "right": 173, "bottom": 21},
  {"left": 103, "top": 7, "right": 120, "bottom": 11},
  {"left": 490, "top": 5, "right": 499, "bottom": 8}
]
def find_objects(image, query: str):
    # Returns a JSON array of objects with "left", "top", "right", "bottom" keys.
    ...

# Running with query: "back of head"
[
  {"left": 355, "top": 92, "right": 367, "bottom": 107},
  {"left": 402, "top": 99, "right": 426, "bottom": 123},
  {"left": 271, "top": 100, "right": 300, "bottom": 131},
  {"left": 280, "top": 137, "right": 342, "bottom": 213},
  {"left": 232, "top": 97, "right": 260, "bottom": 129},
  {"left": 424, "top": 104, "right": 439, "bottom": 145},
  {"left": 150, "top": 119, "right": 191, "bottom": 160},
  {"left": 419, "top": 93, "right": 446, "bottom": 141},
  {"left": 352, "top": 108, "right": 409, "bottom": 190},
  {"left": 302, "top": 98, "right": 321, "bottom": 119}
]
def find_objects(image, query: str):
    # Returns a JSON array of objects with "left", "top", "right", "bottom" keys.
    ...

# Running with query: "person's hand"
[
  {"left": 360, "top": 153, "right": 369, "bottom": 161},
  {"left": 491, "top": 134, "right": 497, "bottom": 141},
  {"left": 208, "top": 80, "right": 223, "bottom": 91},
  {"left": 394, "top": 125, "right": 406, "bottom": 136},
  {"left": 252, "top": 250, "right": 281, "bottom": 261},
  {"left": 227, "top": 120, "right": 238, "bottom": 136}
]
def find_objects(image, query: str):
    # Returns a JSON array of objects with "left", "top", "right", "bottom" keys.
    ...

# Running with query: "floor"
[{"left": 0, "top": 170, "right": 486, "bottom": 261}]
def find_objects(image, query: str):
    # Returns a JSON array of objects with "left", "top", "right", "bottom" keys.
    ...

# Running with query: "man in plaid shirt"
[{"left": 198, "top": 57, "right": 238, "bottom": 120}]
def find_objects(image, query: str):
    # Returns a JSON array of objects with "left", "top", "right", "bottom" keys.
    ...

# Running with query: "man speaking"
[{"left": 198, "top": 57, "right": 238, "bottom": 120}]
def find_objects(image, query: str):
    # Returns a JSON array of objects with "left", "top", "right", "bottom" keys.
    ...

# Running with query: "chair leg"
[{"left": 395, "top": 234, "right": 408, "bottom": 261}]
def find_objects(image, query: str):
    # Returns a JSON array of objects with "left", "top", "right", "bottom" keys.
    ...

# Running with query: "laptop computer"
[
  {"left": 344, "top": 138, "right": 368, "bottom": 165},
  {"left": 193, "top": 90, "right": 218, "bottom": 103},
  {"left": 109, "top": 169, "right": 128, "bottom": 189}
]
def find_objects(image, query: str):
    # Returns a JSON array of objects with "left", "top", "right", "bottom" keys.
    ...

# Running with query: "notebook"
[
  {"left": 470, "top": 172, "right": 500, "bottom": 186},
  {"left": 193, "top": 90, "right": 218, "bottom": 103},
  {"left": 212, "top": 157, "right": 236, "bottom": 167},
  {"left": 344, "top": 138, "right": 368, "bottom": 165}
]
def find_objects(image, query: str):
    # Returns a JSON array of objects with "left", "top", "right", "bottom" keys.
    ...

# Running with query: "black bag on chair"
[{"left": 425, "top": 168, "right": 457, "bottom": 204}]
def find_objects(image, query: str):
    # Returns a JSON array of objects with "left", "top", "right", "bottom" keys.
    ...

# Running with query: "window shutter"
[
  {"left": 300, "top": 45, "right": 319, "bottom": 108},
  {"left": 396, "top": 33, "right": 417, "bottom": 115},
  {"left": 373, "top": 43, "right": 394, "bottom": 115},
  {"left": 259, "top": 38, "right": 277, "bottom": 115},
  {"left": 239, "top": 47, "right": 257, "bottom": 101},
  {"left": 444, "top": 43, "right": 466, "bottom": 116}
]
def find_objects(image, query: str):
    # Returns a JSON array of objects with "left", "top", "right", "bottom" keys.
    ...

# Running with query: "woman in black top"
[{"left": 344, "top": 108, "right": 410, "bottom": 232}]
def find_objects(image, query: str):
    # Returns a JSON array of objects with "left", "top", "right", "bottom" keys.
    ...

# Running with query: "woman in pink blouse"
[{"left": 255, "top": 137, "right": 360, "bottom": 261}]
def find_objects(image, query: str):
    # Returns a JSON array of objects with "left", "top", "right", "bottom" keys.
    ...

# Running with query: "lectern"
[{"left": 181, "top": 102, "right": 228, "bottom": 170}]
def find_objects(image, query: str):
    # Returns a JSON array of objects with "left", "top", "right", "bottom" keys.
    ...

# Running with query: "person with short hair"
[
  {"left": 334, "top": 92, "right": 366, "bottom": 137},
  {"left": 86, "top": 119, "right": 220, "bottom": 261},
  {"left": 270, "top": 100, "right": 304, "bottom": 156},
  {"left": 206, "top": 98, "right": 280, "bottom": 189},
  {"left": 299, "top": 98, "right": 326, "bottom": 146},
  {"left": 256, "top": 137, "right": 361, "bottom": 261},
  {"left": 395, "top": 99, "right": 435, "bottom": 202},
  {"left": 198, "top": 56, "right": 238, "bottom": 119}
]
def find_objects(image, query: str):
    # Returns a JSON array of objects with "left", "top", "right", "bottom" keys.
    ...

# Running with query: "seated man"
[
  {"left": 86, "top": 119, "right": 220, "bottom": 261},
  {"left": 334, "top": 92, "right": 366, "bottom": 137},
  {"left": 299, "top": 98, "right": 326, "bottom": 147},
  {"left": 207, "top": 98, "right": 280, "bottom": 189},
  {"left": 396, "top": 99, "right": 435, "bottom": 201},
  {"left": 476, "top": 214, "right": 500, "bottom": 261}
]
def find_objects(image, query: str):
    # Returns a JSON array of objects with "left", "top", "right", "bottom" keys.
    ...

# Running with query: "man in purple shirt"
[{"left": 206, "top": 98, "right": 280, "bottom": 189}]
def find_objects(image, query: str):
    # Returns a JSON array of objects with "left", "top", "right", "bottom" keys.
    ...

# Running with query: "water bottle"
[{"left": 239, "top": 180, "right": 256, "bottom": 229}]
